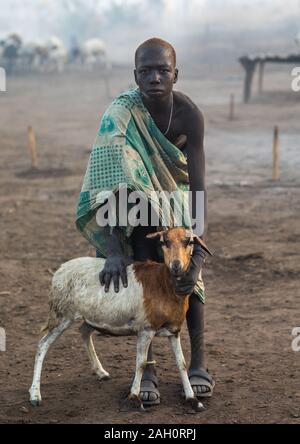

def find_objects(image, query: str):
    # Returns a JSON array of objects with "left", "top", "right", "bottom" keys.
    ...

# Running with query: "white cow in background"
[
  {"left": 0, "top": 34, "right": 22, "bottom": 74},
  {"left": 18, "top": 41, "right": 48, "bottom": 72},
  {"left": 45, "top": 36, "right": 68, "bottom": 73},
  {"left": 82, "top": 38, "right": 110, "bottom": 71},
  {"left": 1, "top": 34, "right": 110, "bottom": 75},
  {"left": 2, "top": 36, "right": 67, "bottom": 73}
]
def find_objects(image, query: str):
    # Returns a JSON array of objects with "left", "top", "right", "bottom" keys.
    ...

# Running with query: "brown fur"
[
  {"left": 133, "top": 261, "right": 189, "bottom": 331},
  {"left": 160, "top": 227, "right": 193, "bottom": 272}
]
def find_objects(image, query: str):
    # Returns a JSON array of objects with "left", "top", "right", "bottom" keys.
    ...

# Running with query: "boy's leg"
[{"left": 186, "top": 293, "right": 214, "bottom": 397}]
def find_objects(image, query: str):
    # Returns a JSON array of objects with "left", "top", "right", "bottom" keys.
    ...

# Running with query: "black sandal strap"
[
  {"left": 141, "top": 366, "right": 158, "bottom": 385},
  {"left": 188, "top": 369, "right": 214, "bottom": 385}
]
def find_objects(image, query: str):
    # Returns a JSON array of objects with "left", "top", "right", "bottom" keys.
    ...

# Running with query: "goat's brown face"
[
  {"left": 146, "top": 227, "right": 212, "bottom": 277},
  {"left": 146, "top": 228, "right": 199, "bottom": 277}
]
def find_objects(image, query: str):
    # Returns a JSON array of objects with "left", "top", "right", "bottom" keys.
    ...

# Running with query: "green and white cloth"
[{"left": 76, "top": 88, "right": 205, "bottom": 303}]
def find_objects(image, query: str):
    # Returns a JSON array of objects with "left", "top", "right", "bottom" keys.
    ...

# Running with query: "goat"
[{"left": 29, "top": 227, "right": 212, "bottom": 411}]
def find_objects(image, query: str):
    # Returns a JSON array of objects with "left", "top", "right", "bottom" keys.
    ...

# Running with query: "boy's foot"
[
  {"left": 139, "top": 372, "right": 160, "bottom": 406},
  {"left": 188, "top": 369, "right": 215, "bottom": 398}
]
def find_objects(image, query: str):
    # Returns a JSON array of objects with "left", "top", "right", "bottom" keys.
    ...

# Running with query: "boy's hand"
[
  {"left": 172, "top": 244, "right": 207, "bottom": 296},
  {"left": 99, "top": 254, "right": 131, "bottom": 293}
]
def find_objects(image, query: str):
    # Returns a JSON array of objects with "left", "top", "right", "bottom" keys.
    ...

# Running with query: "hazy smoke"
[{"left": 0, "top": 0, "right": 299, "bottom": 64}]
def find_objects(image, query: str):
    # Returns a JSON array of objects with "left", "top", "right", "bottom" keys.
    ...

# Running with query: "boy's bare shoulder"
[
  {"left": 173, "top": 91, "right": 204, "bottom": 122},
  {"left": 173, "top": 90, "right": 204, "bottom": 122}
]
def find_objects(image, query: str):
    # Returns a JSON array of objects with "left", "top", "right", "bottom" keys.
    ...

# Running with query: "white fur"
[
  {"left": 29, "top": 234, "right": 204, "bottom": 410},
  {"left": 51, "top": 257, "right": 148, "bottom": 333}
]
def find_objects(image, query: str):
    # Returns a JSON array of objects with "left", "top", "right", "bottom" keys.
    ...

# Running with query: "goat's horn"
[
  {"left": 146, "top": 230, "right": 167, "bottom": 240},
  {"left": 192, "top": 235, "right": 213, "bottom": 256}
]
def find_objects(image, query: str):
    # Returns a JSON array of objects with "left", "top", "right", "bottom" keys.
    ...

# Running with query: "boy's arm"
[
  {"left": 185, "top": 106, "right": 207, "bottom": 238},
  {"left": 173, "top": 106, "right": 208, "bottom": 296}
]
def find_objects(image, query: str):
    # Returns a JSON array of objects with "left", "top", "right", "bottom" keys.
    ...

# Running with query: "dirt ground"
[{"left": 0, "top": 64, "right": 299, "bottom": 424}]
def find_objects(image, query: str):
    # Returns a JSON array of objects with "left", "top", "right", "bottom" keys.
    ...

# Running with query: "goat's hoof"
[
  {"left": 29, "top": 388, "right": 42, "bottom": 406},
  {"left": 188, "top": 398, "right": 205, "bottom": 412},
  {"left": 128, "top": 394, "right": 145, "bottom": 412},
  {"left": 96, "top": 372, "right": 110, "bottom": 381},
  {"left": 120, "top": 396, "right": 146, "bottom": 413},
  {"left": 30, "top": 397, "right": 42, "bottom": 407}
]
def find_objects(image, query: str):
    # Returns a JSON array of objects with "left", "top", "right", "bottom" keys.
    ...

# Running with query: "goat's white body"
[
  {"left": 29, "top": 238, "right": 203, "bottom": 411},
  {"left": 51, "top": 257, "right": 148, "bottom": 334}
]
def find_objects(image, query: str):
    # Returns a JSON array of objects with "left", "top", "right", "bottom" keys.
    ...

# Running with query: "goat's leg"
[
  {"left": 129, "top": 329, "right": 156, "bottom": 407},
  {"left": 168, "top": 334, "right": 204, "bottom": 412},
  {"left": 29, "top": 319, "right": 72, "bottom": 406},
  {"left": 79, "top": 322, "right": 110, "bottom": 380}
]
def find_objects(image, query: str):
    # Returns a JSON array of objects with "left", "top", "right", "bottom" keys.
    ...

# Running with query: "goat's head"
[{"left": 146, "top": 227, "right": 212, "bottom": 277}]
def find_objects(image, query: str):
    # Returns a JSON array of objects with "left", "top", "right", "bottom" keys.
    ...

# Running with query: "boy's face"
[{"left": 134, "top": 45, "right": 178, "bottom": 101}]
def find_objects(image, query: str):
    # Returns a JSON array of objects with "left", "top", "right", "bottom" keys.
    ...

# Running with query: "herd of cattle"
[{"left": 0, "top": 34, "right": 110, "bottom": 75}]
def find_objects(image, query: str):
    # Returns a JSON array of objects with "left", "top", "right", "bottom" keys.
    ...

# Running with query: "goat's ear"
[
  {"left": 192, "top": 235, "right": 213, "bottom": 256},
  {"left": 146, "top": 230, "right": 167, "bottom": 240}
]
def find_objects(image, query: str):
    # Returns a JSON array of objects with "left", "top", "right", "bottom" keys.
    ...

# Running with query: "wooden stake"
[
  {"left": 272, "top": 125, "right": 280, "bottom": 181},
  {"left": 240, "top": 58, "right": 257, "bottom": 103},
  {"left": 27, "top": 126, "right": 38, "bottom": 169},
  {"left": 258, "top": 61, "right": 265, "bottom": 95},
  {"left": 229, "top": 94, "right": 235, "bottom": 120}
]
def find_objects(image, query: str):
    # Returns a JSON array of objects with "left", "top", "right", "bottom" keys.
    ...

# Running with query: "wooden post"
[
  {"left": 258, "top": 61, "right": 265, "bottom": 95},
  {"left": 27, "top": 126, "right": 38, "bottom": 169},
  {"left": 244, "top": 61, "right": 256, "bottom": 103},
  {"left": 229, "top": 94, "right": 235, "bottom": 120},
  {"left": 272, "top": 125, "right": 280, "bottom": 181},
  {"left": 239, "top": 57, "right": 257, "bottom": 103}
]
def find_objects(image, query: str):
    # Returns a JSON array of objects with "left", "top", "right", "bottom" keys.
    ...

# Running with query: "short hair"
[{"left": 135, "top": 38, "right": 176, "bottom": 67}]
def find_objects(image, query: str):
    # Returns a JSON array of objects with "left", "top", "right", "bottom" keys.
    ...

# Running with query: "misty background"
[{"left": 0, "top": 0, "right": 300, "bottom": 66}]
